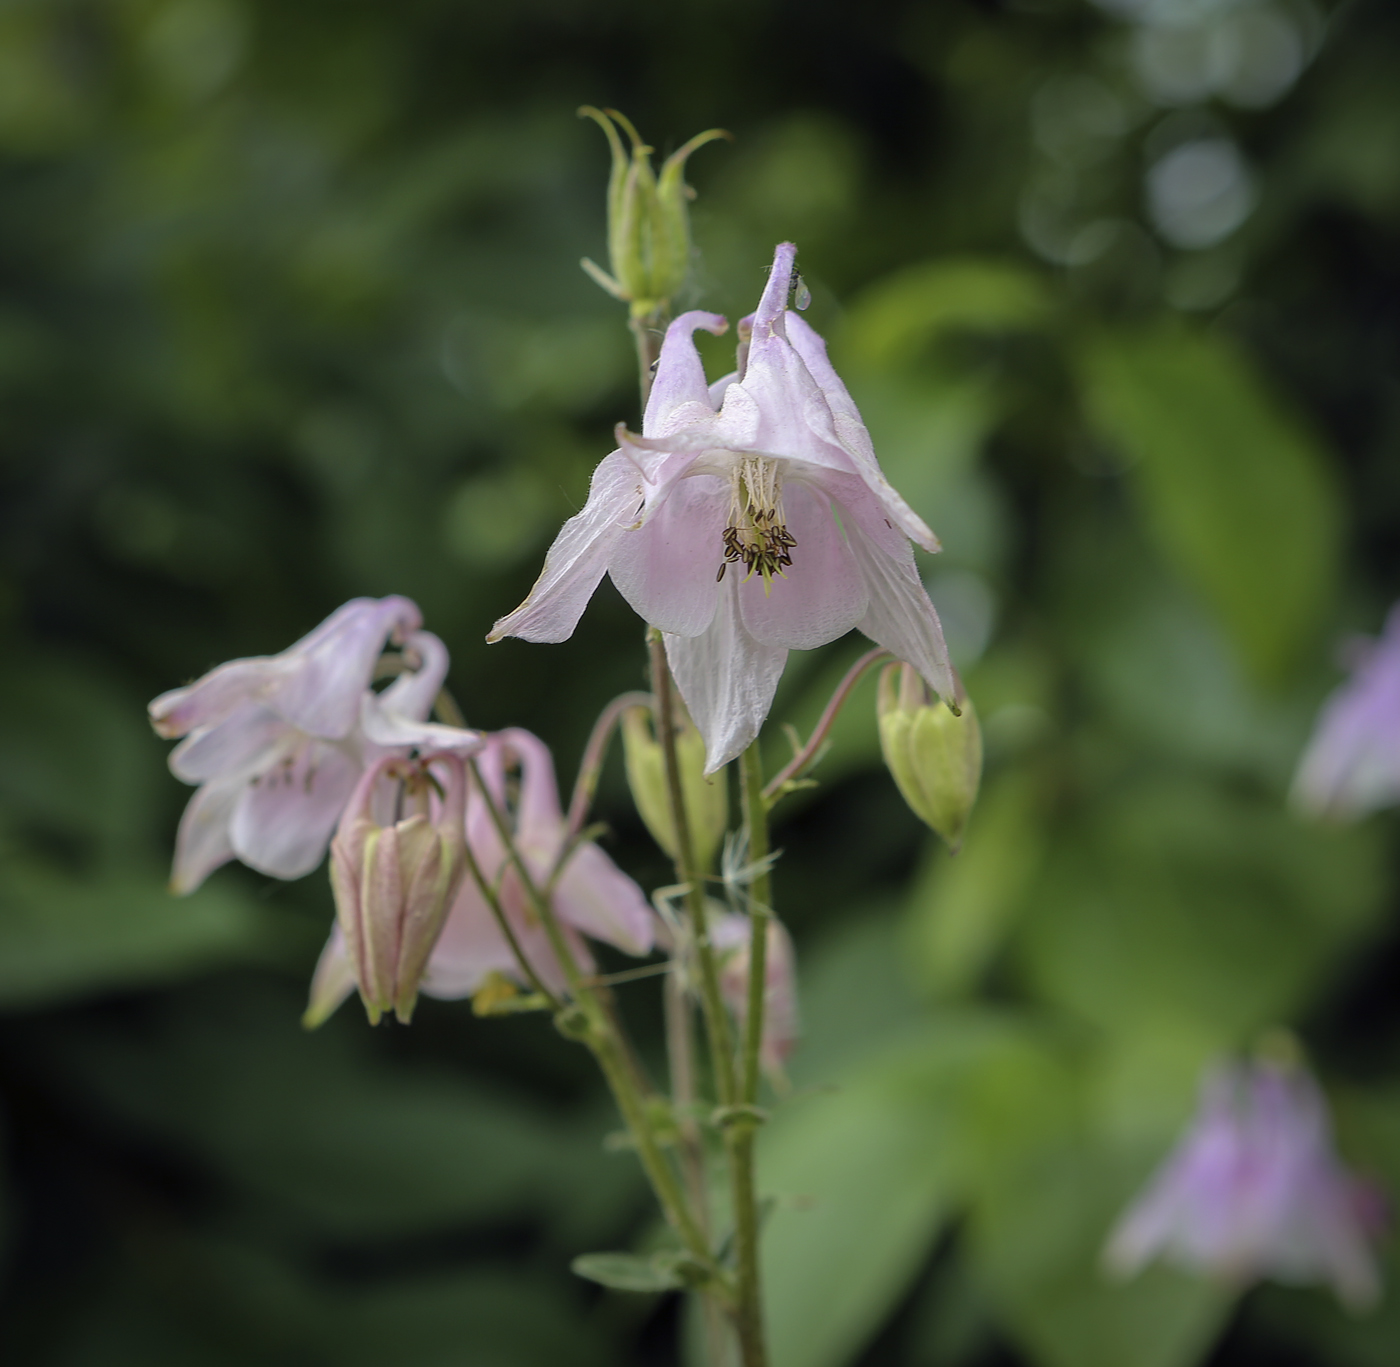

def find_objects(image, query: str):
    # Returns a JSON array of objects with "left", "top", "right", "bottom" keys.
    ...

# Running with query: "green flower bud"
[
  {"left": 577, "top": 107, "right": 729, "bottom": 319},
  {"left": 878, "top": 662, "right": 982, "bottom": 852},
  {"left": 621, "top": 702, "right": 728, "bottom": 872}
]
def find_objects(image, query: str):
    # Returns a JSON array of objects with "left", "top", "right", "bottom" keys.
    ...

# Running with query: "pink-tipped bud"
[
  {"left": 715, "top": 914, "right": 800, "bottom": 1084},
  {"left": 878, "top": 661, "right": 982, "bottom": 852},
  {"left": 329, "top": 752, "right": 468, "bottom": 1025}
]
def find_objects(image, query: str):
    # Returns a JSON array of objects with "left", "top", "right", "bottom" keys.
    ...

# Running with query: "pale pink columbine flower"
[
  {"left": 149, "top": 597, "right": 478, "bottom": 892},
  {"left": 714, "top": 913, "right": 800, "bottom": 1083},
  {"left": 1104, "top": 1059, "right": 1382, "bottom": 1310},
  {"left": 490, "top": 241, "right": 953, "bottom": 770},
  {"left": 1293, "top": 603, "right": 1400, "bottom": 819},
  {"left": 426, "top": 728, "right": 657, "bottom": 996},
  {"left": 308, "top": 728, "right": 658, "bottom": 1020}
]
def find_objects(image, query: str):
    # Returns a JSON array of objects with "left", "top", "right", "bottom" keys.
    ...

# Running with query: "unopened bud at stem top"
[
  {"left": 328, "top": 752, "right": 469, "bottom": 1025},
  {"left": 577, "top": 106, "right": 729, "bottom": 319},
  {"left": 877, "top": 661, "right": 982, "bottom": 852}
]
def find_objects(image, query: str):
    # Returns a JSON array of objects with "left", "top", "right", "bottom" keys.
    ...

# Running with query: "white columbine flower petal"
[
  {"left": 151, "top": 600, "right": 479, "bottom": 892},
  {"left": 490, "top": 242, "right": 952, "bottom": 770}
]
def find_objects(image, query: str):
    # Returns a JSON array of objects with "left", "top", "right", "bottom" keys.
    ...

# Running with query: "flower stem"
[
  {"left": 647, "top": 630, "right": 738, "bottom": 1109},
  {"left": 762, "top": 646, "right": 891, "bottom": 803},
  {"left": 565, "top": 688, "right": 655, "bottom": 843},
  {"left": 727, "top": 740, "right": 772, "bottom": 1367},
  {"left": 666, "top": 966, "right": 731, "bottom": 1367},
  {"left": 632, "top": 306, "right": 667, "bottom": 411},
  {"left": 466, "top": 757, "right": 721, "bottom": 1285}
]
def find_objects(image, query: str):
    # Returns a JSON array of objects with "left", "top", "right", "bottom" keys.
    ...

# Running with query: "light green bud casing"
[
  {"left": 878, "top": 661, "right": 982, "bottom": 852},
  {"left": 621, "top": 703, "right": 729, "bottom": 873},
  {"left": 577, "top": 107, "right": 729, "bottom": 319}
]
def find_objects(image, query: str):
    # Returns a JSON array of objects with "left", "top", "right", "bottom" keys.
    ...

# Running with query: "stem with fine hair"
[
  {"left": 565, "top": 688, "right": 655, "bottom": 843},
  {"left": 647, "top": 630, "right": 738, "bottom": 1108},
  {"left": 762, "top": 646, "right": 891, "bottom": 802},
  {"left": 466, "top": 757, "right": 721, "bottom": 1285},
  {"left": 632, "top": 306, "right": 667, "bottom": 410},
  {"left": 727, "top": 740, "right": 773, "bottom": 1367}
]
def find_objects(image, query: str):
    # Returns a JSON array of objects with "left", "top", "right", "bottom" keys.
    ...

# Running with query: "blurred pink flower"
[
  {"left": 714, "top": 913, "right": 800, "bottom": 1083},
  {"left": 1105, "top": 1059, "right": 1381, "bottom": 1310},
  {"left": 1293, "top": 603, "right": 1400, "bottom": 818},
  {"left": 150, "top": 597, "right": 478, "bottom": 891},
  {"left": 424, "top": 728, "right": 657, "bottom": 997},
  {"left": 490, "top": 241, "right": 952, "bottom": 770}
]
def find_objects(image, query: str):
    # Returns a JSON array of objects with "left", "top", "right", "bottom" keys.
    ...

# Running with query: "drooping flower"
[
  {"left": 1104, "top": 1058, "right": 1382, "bottom": 1310},
  {"left": 714, "top": 913, "right": 800, "bottom": 1083},
  {"left": 149, "top": 597, "right": 478, "bottom": 891},
  {"left": 326, "top": 752, "right": 469, "bottom": 1025},
  {"left": 490, "top": 241, "right": 953, "bottom": 771},
  {"left": 306, "top": 727, "right": 657, "bottom": 1022},
  {"left": 1293, "top": 603, "right": 1400, "bottom": 819}
]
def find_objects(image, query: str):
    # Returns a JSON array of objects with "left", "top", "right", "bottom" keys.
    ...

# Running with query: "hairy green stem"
[
  {"left": 727, "top": 740, "right": 772, "bottom": 1367},
  {"left": 565, "top": 688, "right": 655, "bottom": 843},
  {"left": 458, "top": 836, "right": 561, "bottom": 1010},
  {"left": 762, "top": 646, "right": 890, "bottom": 803},
  {"left": 647, "top": 630, "right": 737, "bottom": 1108},
  {"left": 632, "top": 307, "right": 667, "bottom": 410},
  {"left": 466, "top": 757, "right": 720, "bottom": 1282}
]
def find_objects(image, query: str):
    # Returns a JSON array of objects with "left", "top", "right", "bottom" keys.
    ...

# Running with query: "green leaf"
[
  {"left": 35, "top": 979, "right": 641, "bottom": 1243},
  {"left": 837, "top": 258, "right": 1053, "bottom": 372},
  {"left": 1016, "top": 777, "right": 1387, "bottom": 1041},
  {"left": 570, "top": 1252, "right": 685, "bottom": 1293},
  {"left": 0, "top": 861, "right": 263, "bottom": 1009},
  {"left": 972, "top": 1138, "right": 1233, "bottom": 1367},
  {"left": 904, "top": 769, "right": 1046, "bottom": 998},
  {"left": 761, "top": 1017, "right": 1029, "bottom": 1367},
  {"left": 1077, "top": 324, "right": 1342, "bottom": 681}
]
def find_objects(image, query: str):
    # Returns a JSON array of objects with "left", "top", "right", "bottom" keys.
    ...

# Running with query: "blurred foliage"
[{"left": 2, "top": 0, "right": 1399, "bottom": 1364}]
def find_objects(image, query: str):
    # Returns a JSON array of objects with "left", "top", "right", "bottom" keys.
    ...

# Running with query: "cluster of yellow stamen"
[{"left": 716, "top": 456, "right": 796, "bottom": 591}]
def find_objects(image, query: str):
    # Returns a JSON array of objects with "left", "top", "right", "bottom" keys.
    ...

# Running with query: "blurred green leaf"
[
  {"left": 904, "top": 769, "right": 1046, "bottom": 998},
  {"left": 971, "top": 1138, "right": 1233, "bottom": 1367},
  {"left": 837, "top": 258, "right": 1053, "bottom": 371},
  {"left": 570, "top": 1251, "right": 685, "bottom": 1293},
  {"left": 1077, "top": 325, "right": 1342, "bottom": 681},
  {"left": 0, "top": 861, "right": 262, "bottom": 1008},
  {"left": 762, "top": 1017, "right": 1032, "bottom": 1367},
  {"left": 1015, "top": 777, "right": 1387, "bottom": 1042},
  {"left": 55, "top": 1231, "right": 604, "bottom": 1367},
  {"left": 39, "top": 980, "right": 639, "bottom": 1242},
  {"left": 783, "top": 907, "right": 926, "bottom": 1090}
]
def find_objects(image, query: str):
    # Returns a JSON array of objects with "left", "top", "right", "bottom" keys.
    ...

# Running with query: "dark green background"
[{"left": 2, "top": 0, "right": 1399, "bottom": 1363}]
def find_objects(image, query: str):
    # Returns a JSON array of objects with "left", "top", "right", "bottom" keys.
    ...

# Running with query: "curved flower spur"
[{"left": 490, "top": 241, "right": 955, "bottom": 770}]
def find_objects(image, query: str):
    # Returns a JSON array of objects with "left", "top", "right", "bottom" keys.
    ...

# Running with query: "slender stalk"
[
  {"left": 467, "top": 757, "right": 720, "bottom": 1281},
  {"left": 565, "top": 688, "right": 654, "bottom": 842},
  {"left": 666, "top": 967, "right": 730, "bottom": 1367},
  {"left": 631, "top": 307, "right": 666, "bottom": 410},
  {"left": 647, "top": 631, "right": 737, "bottom": 1108},
  {"left": 762, "top": 646, "right": 891, "bottom": 802},
  {"left": 738, "top": 745, "right": 773, "bottom": 1107},
  {"left": 458, "top": 836, "right": 561, "bottom": 1011},
  {"left": 666, "top": 965, "right": 706, "bottom": 1208},
  {"left": 726, "top": 740, "right": 772, "bottom": 1367}
]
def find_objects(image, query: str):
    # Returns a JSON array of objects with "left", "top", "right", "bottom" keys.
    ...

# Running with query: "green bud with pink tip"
[{"left": 878, "top": 661, "right": 982, "bottom": 852}]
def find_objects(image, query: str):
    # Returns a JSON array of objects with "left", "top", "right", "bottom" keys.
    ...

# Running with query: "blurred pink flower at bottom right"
[{"left": 1104, "top": 1059, "right": 1383, "bottom": 1311}]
